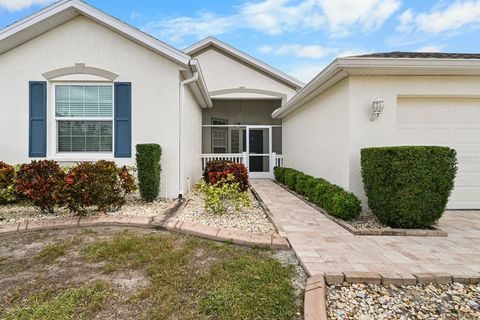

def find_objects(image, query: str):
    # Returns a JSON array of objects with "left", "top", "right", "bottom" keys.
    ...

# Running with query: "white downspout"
[{"left": 179, "top": 71, "right": 198, "bottom": 198}]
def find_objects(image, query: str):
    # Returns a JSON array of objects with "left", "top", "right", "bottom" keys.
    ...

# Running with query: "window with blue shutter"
[
  {"left": 29, "top": 81, "right": 47, "bottom": 157},
  {"left": 114, "top": 82, "right": 132, "bottom": 158}
]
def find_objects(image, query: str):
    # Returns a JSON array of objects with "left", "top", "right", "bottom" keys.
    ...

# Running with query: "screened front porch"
[{"left": 201, "top": 99, "right": 284, "bottom": 179}]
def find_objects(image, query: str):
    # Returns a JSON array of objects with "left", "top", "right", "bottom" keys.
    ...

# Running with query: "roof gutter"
[
  {"left": 178, "top": 69, "right": 198, "bottom": 198},
  {"left": 272, "top": 57, "right": 480, "bottom": 119}
]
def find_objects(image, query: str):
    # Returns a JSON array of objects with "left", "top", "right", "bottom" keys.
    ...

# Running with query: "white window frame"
[{"left": 49, "top": 82, "right": 115, "bottom": 161}]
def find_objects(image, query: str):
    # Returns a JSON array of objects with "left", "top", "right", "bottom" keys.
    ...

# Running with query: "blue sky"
[{"left": 1, "top": 0, "right": 480, "bottom": 82}]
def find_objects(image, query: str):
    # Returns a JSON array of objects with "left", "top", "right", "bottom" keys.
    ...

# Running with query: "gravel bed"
[
  {"left": 0, "top": 196, "right": 170, "bottom": 224},
  {"left": 348, "top": 211, "right": 389, "bottom": 229},
  {"left": 327, "top": 282, "right": 480, "bottom": 319},
  {"left": 177, "top": 189, "right": 276, "bottom": 235}
]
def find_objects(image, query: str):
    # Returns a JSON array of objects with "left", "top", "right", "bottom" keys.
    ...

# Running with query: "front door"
[
  {"left": 247, "top": 126, "right": 272, "bottom": 179},
  {"left": 249, "top": 130, "right": 263, "bottom": 172}
]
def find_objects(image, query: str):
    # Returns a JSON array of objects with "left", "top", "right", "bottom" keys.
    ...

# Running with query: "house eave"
[
  {"left": 181, "top": 59, "right": 212, "bottom": 108},
  {"left": 0, "top": 0, "right": 191, "bottom": 68},
  {"left": 184, "top": 36, "right": 305, "bottom": 90},
  {"left": 272, "top": 57, "right": 480, "bottom": 119}
]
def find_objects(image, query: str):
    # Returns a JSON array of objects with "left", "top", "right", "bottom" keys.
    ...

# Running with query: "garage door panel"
[
  {"left": 454, "top": 128, "right": 480, "bottom": 144},
  {"left": 397, "top": 98, "right": 480, "bottom": 209}
]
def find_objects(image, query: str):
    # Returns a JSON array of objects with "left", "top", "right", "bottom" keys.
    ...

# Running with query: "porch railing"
[
  {"left": 201, "top": 153, "right": 285, "bottom": 171},
  {"left": 275, "top": 155, "right": 284, "bottom": 168},
  {"left": 201, "top": 153, "right": 247, "bottom": 170}
]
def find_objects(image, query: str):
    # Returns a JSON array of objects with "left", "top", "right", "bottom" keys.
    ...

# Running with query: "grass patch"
[
  {"left": 3, "top": 281, "right": 111, "bottom": 320},
  {"left": 83, "top": 231, "right": 300, "bottom": 319},
  {"left": 35, "top": 236, "right": 80, "bottom": 263}
]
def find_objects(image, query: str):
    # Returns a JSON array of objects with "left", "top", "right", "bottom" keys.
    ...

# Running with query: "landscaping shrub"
[
  {"left": 361, "top": 146, "right": 457, "bottom": 228},
  {"left": 326, "top": 192, "right": 362, "bottom": 221},
  {"left": 0, "top": 161, "right": 16, "bottom": 203},
  {"left": 284, "top": 168, "right": 300, "bottom": 190},
  {"left": 197, "top": 175, "right": 250, "bottom": 214},
  {"left": 16, "top": 160, "right": 65, "bottom": 213},
  {"left": 63, "top": 161, "right": 136, "bottom": 213},
  {"left": 273, "top": 166, "right": 287, "bottom": 184},
  {"left": 203, "top": 160, "right": 249, "bottom": 192},
  {"left": 294, "top": 173, "right": 312, "bottom": 196},
  {"left": 136, "top": 144, "right": 162, "bottom": 202},
  {"left": 304, "top": 177, "right": 321, "bottom": 200},
  {"left": 275, "top": 167, "right": 361, "bottom": 221}
]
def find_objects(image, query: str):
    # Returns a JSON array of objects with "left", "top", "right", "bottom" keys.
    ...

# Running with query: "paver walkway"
[{"left": 251, "top": 179, "right": 480, "bottom": 276}]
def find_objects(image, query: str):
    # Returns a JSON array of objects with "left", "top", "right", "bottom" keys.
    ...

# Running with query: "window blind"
[
  {"left": 56, "top": 85, "right": 112, "bottom": 117},
  {"left": 57, "top": 121, "right": 112, "bottom": 152}
]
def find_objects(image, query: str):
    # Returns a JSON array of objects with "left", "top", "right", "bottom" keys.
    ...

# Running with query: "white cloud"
[
  {"left": 0, "top": 0, "right": 53, "bottom": 11},
  {"left": 396, "top": 9, "right": 414, "bottom": 32},
  {"left": 144, "top": 0, "right": 401, "bottom": 42},
  {"left": 416, "top": 1, "right": 480, "bottom": 33},
  {"left": 143, "top": 11, "right": 235, "bottom": 42},
  {"left": 288, "top": 63, "right": 327, "bottom": 82},
  {"left": 319, "top": 0, "right": 401, "bottom": 36},
  {"left": 336, "top": 48, "right": 371, "bottom": 57},
  {"left": 415, "top": 45, "right": 444, "bottom": 52},
  {"left": 130, "top": 11, "right": 141, "bottom": 20},
  {"left": 396, "top": 1, "right": 480, "bottom": 34},
  {"left": 258, "top": 45, "right": 274, "bottom": 53},
  {"left": 259, "top": 44, "right": 335, "bottom": 59}
]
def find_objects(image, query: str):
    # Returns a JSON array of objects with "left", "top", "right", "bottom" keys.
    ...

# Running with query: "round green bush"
[
  {"left": 325, "top": 192, "right": 362, "bottom": 221},
  {"left": 136, "top": 144, "right": 162, "bottom": 202},
  {"left": 361, "top": 146, "right": 457, "bottom": 228}
]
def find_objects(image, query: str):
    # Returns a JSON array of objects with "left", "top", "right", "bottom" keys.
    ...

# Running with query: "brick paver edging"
[
  {"left": 304, "top": 275, "right": 328, "bottom": 320},
  {"left": 305, "top": 271, "right": 480, "bottom": 320},
  {"left": 273, "top": 181, "right": 448, "bottom": 237},
  {"left": 163, "top": 217, "right": 290, "bottom": 249},
  {"left": 323, "top": 271, "right": 480, "bottom": 286},
  {"left": 0, "top": 198, "right": 289, "bottom": 249}
]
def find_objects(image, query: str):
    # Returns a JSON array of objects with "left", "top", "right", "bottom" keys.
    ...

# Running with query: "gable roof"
[
  {"left": 272, "top": 52, "right": 480, "bottom": 119},
  {"left": 184, "top": 36, "right": 305, "bottom": 90},
  {"left": 353, "top": 52, "right": 480, "bottom": 59},
  {"left": 0, "top": 0, "right": 190, "bottom": 67}
]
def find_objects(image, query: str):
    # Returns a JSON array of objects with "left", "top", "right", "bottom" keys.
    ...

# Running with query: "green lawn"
[{"left": 0, "top": 228, "right": 304, "bottom": 320}]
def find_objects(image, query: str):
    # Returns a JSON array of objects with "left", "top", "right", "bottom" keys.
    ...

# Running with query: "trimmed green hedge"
[
  {"left": 274, "top": 167, "right": 361, "bottom": 221},
  {"left": 136, "top": 144, "right": 162, "bottom": 202},
  {"left": 361, "top": 146, "right": 457, "bottom": 229}
]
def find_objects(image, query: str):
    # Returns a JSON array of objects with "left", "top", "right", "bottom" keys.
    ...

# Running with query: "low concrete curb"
[
  {"left": 274, "top": 181, "right": 448, "bottom": 237},
  {"left": 304, "top": 275, "right": 328, "bottom": 320}
]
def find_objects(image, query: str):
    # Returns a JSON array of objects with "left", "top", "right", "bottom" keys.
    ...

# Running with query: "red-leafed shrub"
[
  {"left": 16, "top": 160, "right": 65, "bottom": 213},
  {"left": 63, "top": 161, "right": 136, "bottom": 214},
  {"left": 203, "top": 160, "right": 249, "bottom": 191},
  {"left": 0, "top": 161, "right": 16, "bottom": 203}
]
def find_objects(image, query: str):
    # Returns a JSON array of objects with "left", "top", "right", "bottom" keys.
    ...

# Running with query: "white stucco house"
[{"left": 0, "top": 0, "right": 478, "bottom": 210}]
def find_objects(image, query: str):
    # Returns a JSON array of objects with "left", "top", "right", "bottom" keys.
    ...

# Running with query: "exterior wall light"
[{"left": 370, "top": 98, "right": 384, "bottom": 121}]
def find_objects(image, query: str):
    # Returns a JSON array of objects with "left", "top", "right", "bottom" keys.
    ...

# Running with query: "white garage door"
[{"left": 397, "top": 98, "right": 480, "bottom": 209}]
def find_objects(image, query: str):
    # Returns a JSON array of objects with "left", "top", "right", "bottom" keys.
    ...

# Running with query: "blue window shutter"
[
  {"left": 114, "top": 82, "right": 132, "bottom": 157},
  {"left": 29, "top": 81, "right": 47, "bottom": 157}
]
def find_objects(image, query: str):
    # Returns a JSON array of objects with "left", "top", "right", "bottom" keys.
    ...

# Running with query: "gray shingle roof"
[{"left": 352, "top": 52, "right": 480, "bottom": 59}]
